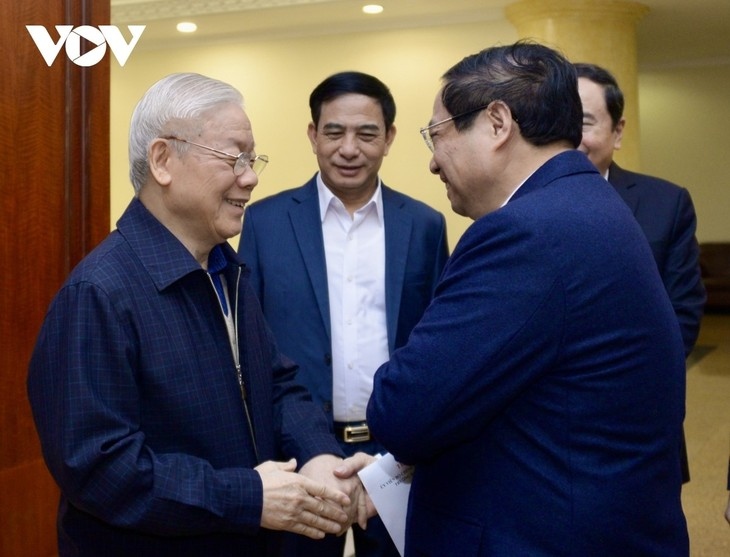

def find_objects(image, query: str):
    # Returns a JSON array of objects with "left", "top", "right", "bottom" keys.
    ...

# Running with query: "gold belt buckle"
[{"left": 343, "top": 423, "right": 370, "bottom": 443}]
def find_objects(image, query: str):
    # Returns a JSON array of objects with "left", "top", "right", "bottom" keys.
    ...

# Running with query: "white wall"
[
  {"left": 639, "top": 64, "right": 730, "bottom": 242},
  {"left": 111, "top": 20, "right": 730, "bottom": 248},
  {"left": 111, "top": 20, "right": 517, "bottom": 249}
]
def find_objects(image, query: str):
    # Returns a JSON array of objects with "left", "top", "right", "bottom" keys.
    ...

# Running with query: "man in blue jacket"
[
  {"left": 27, "top": 72, "right": 363, "bottom": 557},
  {"left": 365, "top": 41, "right": 689, "bottom": 556},
  {"left": 239, "top": 71, "right": 448, "bottom": 557}
]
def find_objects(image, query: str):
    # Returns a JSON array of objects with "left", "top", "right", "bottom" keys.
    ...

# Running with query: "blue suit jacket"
[
  {"left": 609, "top": 162, "right": 706, "bottom": 356},
  {"left": 368, "top": 152, "right": 688, "bottom": 557},
  {"left": 239, "top": 175, "right": 448, "bottom": 424}
]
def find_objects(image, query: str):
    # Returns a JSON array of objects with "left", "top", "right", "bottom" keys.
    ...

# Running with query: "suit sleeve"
[
  {"left": 245, "top": 290, "right": 344, "bottom": 464},
  {"left": 660, "top": 188, "right": 706, "bottom": 356},
  {"left": 367, "top": 216, "right": 564, "bottom": 464}
]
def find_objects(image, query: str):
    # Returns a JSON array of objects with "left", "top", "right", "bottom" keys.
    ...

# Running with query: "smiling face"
[
  {"left": 155, "top": 102, "right": 259, "bottom": 261},
  {"left": 426, "top": 95, "right": 495, "bottom": 220},
  {"left": 307, "top": 93, "right": 395, "bottom": 211},
  {"left": 577, "top": 77, "right": 624, "bottom": 175}
]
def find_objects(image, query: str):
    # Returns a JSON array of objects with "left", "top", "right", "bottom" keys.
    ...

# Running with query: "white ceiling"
[{"left": 111, "top": 0, "right": 730, "bottom": 68}]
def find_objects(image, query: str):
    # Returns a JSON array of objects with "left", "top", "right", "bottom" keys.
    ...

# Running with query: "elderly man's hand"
[{"left": 255, "top": 459, "right": 350, "bottom": 539}]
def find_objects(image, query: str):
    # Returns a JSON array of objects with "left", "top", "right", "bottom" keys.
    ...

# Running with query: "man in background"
[
  {"left": 575, "top": 62, "right": 706, "bottom": 482},
  {"left": 239, "top": 71, "right": 448, "bottom": 557}
]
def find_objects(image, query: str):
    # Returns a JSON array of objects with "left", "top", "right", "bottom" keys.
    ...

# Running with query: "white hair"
[{"left": 128, "top": 73, "right": 244, "bottom": 194}]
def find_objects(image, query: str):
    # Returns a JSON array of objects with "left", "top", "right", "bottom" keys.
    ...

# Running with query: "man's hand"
[
  {"left": 725, "top": 492, "right": 730, "bottom": 526},
  {"left": 299, "top": 454, "right": 363, "bottom": 534},
  {"left": 334, "top": 452, "right": 379, "bottom": 527},
  {"left": 255, "top": 459, "right": 350, "bottom": 539}
]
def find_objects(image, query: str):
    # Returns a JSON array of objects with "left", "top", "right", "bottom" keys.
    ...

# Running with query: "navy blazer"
[
  {"left": 239, "top": 175, "right": 448, "bottom": 424},
  {"left": 368, "top": 152, "right": 689, "bottom": 556},
  {"left": 609, "top": 162, "right": 706, "bottom": 356}
]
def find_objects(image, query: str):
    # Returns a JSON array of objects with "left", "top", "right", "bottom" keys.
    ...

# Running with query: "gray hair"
[{"left": 128, "top": 73, "right": 244, "bottom": 194}]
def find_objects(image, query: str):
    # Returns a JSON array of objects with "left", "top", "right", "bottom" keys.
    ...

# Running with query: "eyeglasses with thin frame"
[
  {"left": 161, "top": 136, "right": 269, "bottom": 176},
  {"left": 419, "top": 103, "right": 493, "bottom": 153}
]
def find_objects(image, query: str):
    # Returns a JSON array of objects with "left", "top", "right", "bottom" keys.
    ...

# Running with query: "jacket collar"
[
  {"left": 116, "top": 197, "right": 245, "bottom": 292},
  {"left": 510, "top": 150, "right": 600, "bottom": 203}
]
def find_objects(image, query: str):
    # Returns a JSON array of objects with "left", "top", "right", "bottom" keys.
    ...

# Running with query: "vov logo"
[{"left": 26, "top": 25, "right": 146, "bottom": 67}]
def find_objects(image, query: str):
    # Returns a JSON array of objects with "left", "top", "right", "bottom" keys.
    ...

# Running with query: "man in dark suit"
[
  {"left": 27, "top": 73, "right": 360, "bottom": 557},
  {"left": 576, "top": 62, "right": 706, "bottom": 481},
  {"left": 239, "top": 71, "right": 448, "bottom": 557},
  {"left": 363, "top": 41, "right": 689, "bottom": 556}
]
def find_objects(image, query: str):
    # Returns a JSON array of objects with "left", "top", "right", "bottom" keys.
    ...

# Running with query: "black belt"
[{"left": 334, "top": 421, "right": 370, "bottom": 443}]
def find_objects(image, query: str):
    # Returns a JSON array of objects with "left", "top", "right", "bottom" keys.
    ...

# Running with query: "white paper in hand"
[{"left": 357, "top": 452, "right": 414, "bottom": 557}]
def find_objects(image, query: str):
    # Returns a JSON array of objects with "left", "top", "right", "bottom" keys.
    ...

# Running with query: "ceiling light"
[
  {"left": 362, "top": 4, "right": 384, "bottom": 15},
  {"left": 176, "top": 22, "right": 197, "bottom": 33}
]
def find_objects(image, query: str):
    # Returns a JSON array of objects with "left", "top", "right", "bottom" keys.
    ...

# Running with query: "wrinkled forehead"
[{"left": 199, "top": 103, "right": 254, "bottom": 144}]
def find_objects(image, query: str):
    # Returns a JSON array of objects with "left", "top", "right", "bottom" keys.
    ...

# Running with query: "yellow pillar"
[{"left": 506, "top": 0, "right": 648, "bottom": 170}]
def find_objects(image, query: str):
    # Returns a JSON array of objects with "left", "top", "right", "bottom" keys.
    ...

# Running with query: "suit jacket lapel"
[
  {"left": 382, "top": 185, "right": 412, "bottom": 353},
  {"left": 608, "top": 162, "right": 640, "bottom": 214},
  {"left": 289, "top": 180, "right": 332, "bottom": 340}
]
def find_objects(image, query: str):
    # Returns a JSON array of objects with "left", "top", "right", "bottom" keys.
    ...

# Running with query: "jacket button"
[{"left": 324, "top": 353, "right": 332, "bottom": 365}]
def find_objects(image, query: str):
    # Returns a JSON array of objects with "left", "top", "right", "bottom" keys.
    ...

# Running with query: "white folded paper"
[{"left": 357, "top": 452, "right": 414, "bottom": 556}]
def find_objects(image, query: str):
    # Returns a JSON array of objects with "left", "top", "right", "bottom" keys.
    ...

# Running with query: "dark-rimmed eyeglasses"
[
  {"left": 419, "top": 103, "right": 493, "bottom": 152},
  {"left": 161, "top": 136, "right": 269, "bottom": 176}
]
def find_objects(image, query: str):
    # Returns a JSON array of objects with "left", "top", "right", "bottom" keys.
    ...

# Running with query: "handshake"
[{"left": 255, "top": 452, "right": 377, "bottom": 539}]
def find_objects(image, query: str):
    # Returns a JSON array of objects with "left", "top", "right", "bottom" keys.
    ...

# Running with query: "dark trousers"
[{"left": 681, "top": 430, "right": 690, "bottom": 483}]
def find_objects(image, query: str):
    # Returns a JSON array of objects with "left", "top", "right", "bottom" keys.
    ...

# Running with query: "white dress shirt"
[{"left": 317, "top": 174, "right": 389, "bottom": 422}]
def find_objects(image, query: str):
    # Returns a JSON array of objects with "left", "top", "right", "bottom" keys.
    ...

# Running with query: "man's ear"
[
  {"left": 486, "top": 101, "right": 517, "bottom": 144},
  {"left": 383, "top": 124, "right": 397, "bottom": 156},
  {"left": 613, "top": 117, "right": 625, "bottom": 151},
  {"left": 307, "top": 122, "right": 318, "bottom": 154},
  {"left": 148, "top": 138, "right": 174, "bottom": 186}
]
